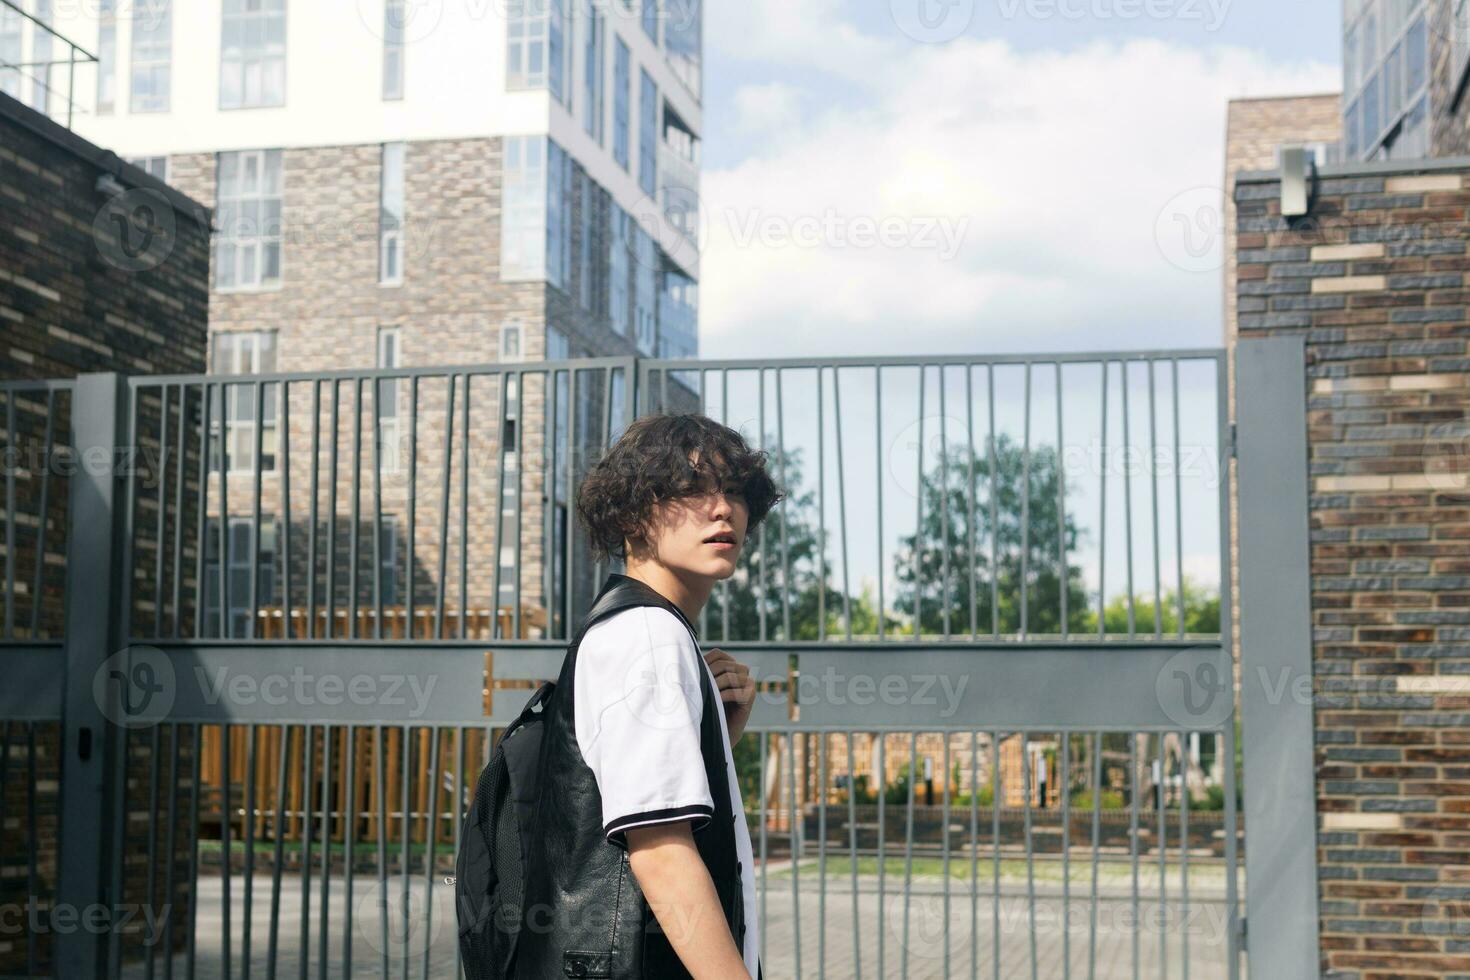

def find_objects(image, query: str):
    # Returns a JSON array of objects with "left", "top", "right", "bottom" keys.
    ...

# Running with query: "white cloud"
[{"left": 698, "top": 9, "right": 1337, "bottom": 359}]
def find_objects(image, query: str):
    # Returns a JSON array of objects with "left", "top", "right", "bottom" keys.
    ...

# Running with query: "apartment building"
[
  {"left": 1343, "top": 0, "right": 1470, "bottom": 158},
  {"left": 12, "top": 0, "right": 705, "bottom": 638}
]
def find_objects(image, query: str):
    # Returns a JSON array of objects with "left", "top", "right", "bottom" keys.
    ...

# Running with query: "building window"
[
  {"left": 383, "top": 0, "right": 405, "bottom": 99},
  {"left": 641, "top": 0, "right": 657, "bottom": 43},
  {"left": 376, "top": 327, "right": 401, "bottom": 474},
  {"left": 96, "top": 0, "right": 116, "bottom": 113},
  {"left": 578, "top": 171, "right": 597, "bottom": 311},
  {"left": 130, "top": 0, "right": 171, "bottom": 112},
  {"left": 0, "top": 6, "right": 22, "bottom": 100},
  {"left": 380, "top": 142, "right": 405, "bottom": 285},
  {"left": 1456, "top": 0, "right": 1470, "bottom": 101},
  {"left": 664, "top": 0, "right": 700, "bottom": 98},
  {"left": 508, "top": 0, "right": 568, "bottom": 104},
  {"left": 634, "top": 225, "right": 657, "bottom": 354},
  {"left": 377, "top": 515, "right": 400, "bottom": 606},
  {"left": 502, "top": 135, "right": 547, "bottom": 281},
  {"left": 29, "top": 0, "right": 52, "bottom": 115},
  {"left": 658, "top": 265, "right": 697, "bottom": 359},
  {"left": 203, "top": 516, "right": 278, "bottom": 638},
  {"left": 127, "top": 156, "right": 170, "bottom": 182},
  {"left": 609, "top": 204, "right": 630, "bottom": 337},
  {"left": 548, "top": 142, "right": 572, "bottom": 291},
  {"left": 638, "top": 69, "right": 657, "bottom": 197},
  {"left": 547, "top": 325, "right": 570, "bottom": 359},
  {"left": 612, "top": 37, "right": 630, "bottom": 170},
  {"left": 215, "top": 149, "right": 283, "bottom": 290},
  {"left": 210, "top": 331, "right": 279, "bottom": 474},
  {"left": 1342, "top": 2, "right": 1428, "bottom": 160},
  {"left": 582, "top": 0, "right": 604, "bottom": 144},
  {"left": 501, "top": 322, "right": 524, "bottom": 361},
  {"left": 220, "top": 0, "right": 286, "bottom": 110}
]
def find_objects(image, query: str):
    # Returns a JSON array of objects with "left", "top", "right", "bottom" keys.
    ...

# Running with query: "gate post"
[
  {"left": 55, "top": 372, "right": 129, "bottom": 978},
  {"left": 1234, "top": 336, "right": 1321, "bottom": 976}
]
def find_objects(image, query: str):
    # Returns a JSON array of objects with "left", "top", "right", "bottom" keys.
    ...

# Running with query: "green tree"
[{"left": 1100, "top": 577, "right": 1220, "bottom": 635}]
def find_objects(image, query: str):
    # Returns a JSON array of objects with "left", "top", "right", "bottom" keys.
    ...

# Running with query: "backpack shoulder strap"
[{"left": 572, "top": 572, "right": 700, "bottom": 648}]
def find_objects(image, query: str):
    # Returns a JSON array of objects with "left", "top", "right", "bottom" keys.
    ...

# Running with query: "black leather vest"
[{"left": 516, "top": 573, "right": 747, "bottom": 979}]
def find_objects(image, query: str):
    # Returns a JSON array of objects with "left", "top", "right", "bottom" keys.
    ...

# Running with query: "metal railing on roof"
[{"left": 0, "top": 0, "right": 99, "bottom": 129}]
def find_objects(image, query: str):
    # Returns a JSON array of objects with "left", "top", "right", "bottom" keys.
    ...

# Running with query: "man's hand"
[{"left": 703, "top": 648, "right": 755, "bottom": 746}]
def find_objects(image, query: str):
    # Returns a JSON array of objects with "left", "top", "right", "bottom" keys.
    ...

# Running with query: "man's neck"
[{"left": 622, "top": 560, "right": 712, "bottom": 627}]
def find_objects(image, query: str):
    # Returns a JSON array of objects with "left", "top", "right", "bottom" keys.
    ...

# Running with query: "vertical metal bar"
[
  {"left": 721, "top": 370, "right": 730, "bottom": 640},
  {"left": 300, "top": 724, "right": 314, "bottom": 980},
  {"left": 913, "top": 367, "right": 925, "bottom": 642},
  {"left": 152, "top": 384, "right": 169, "bottom": 639},
  {"left": 877, "top": 732, "right": 886, "bottom": 977},
  {"left": 281, "top": 382, "right": 293, "bottom": 638},
  {"left": 25, "top": 724, "right": 38, "bottom": 977},
  {"left": 970, "top": 729, "right": 979, "bottom": 980},
  {"left": 544, "top": 370, "right": 559, "bottom": 638},
  {"left": 1089, "top": 732, "right": 1102, "bottom": 980},
  {"left": 172, "top": 384, "right": 187, "bottom": 636},
  {"left": 563, "top": 369, "right": 576, "bottom": 634},
  {"left": 407, "top": 377, "right": 419, "bottom": 638},
  {"left": 327, "top": 380, "right": 340, "bottom": 639},
  {"left": 187, "top": 724, "right": 203, "bottom": 980},
  {"left": 268, "top": 726, "right": 289, "bottom": 980},
  {"left": 400, "top": 726, "right": 412, "bottom": 980},
  {"left": 219, "top": 384, "right": 232, "bottom": 639},
  {"left": 1020, "top": 363, "right": 1032, "bottom": 638},
  {"left": 422, "top": 729, "right": 442, "bottom": 980},
  {"left": 250, "top": 380, "right": 265, "bottom": 638},
  {"left": 942, "top": 733, "right": 952, "bottom": 978},
  {"left": 1061, "top": 733, "right": 1071, "bottom": 980},
  {"left": 490, "top": 376, "right": 509, "bottom": 639},
  {"left": 162, "top": 724, "right": 179, "bottom": 980},
  {"left": 1130, "top": 734, "right": 1140, "bottom": 979},
  {"left": 344, "top": 726, "right": 358, "bottom": 977},
  {"left": 991, "top": 731, "right": 1001, "bottom": 980},
  {"left": 817, "top": 732, "right": 827, "bottom": 978},
  {"left": 847, "top": 731, "right": 861, "bottom": 980},
  {"left": 940, "top": 367, "right": 951, "bottom": 638},
  {"left": 759, "top": 729, "right": 768, "bottom": 966},
  {"left": 459, "top": 376, "right": 471, "bottom": 639},
  {"left": 1097, "top": 363, "right": 1109, "bottom": 639},
  {"left": 775, "top": 368, "right": 791, "bottom": 641},
  {"left": 4, "top": 388, "right": 15, "bottom": 639},
  {"left": 1022, "top": 732, "right": 1037, "bottom": 980},
  {"left": 1222, "top": 721, "right": 1241, "bottom": 980},
  {"left": 967, "top": 366, "right": 977, "bottom": 640},
  {"left": 196, "top": 381, "right": 212, "bottom": 632},
  {"left": 1148, "top": 360, "right": 1163, "bottom": 638},
  {"left": 372, "top": 373, "right": 384, "bottom": 640},
  {"left": 436, "top": 376, "right": 455, "bottom": 640},
  {"left": 0, "top": 726, "right": 9, "bottom": 962},
  {"left": 1121, "top": 362, "right": 1136, "bottom": 636},
  {"left": 817, "top": 369, "right": 826, "bottom": 642},
  {"left": 351, "top": 377, "right": 364, "bottom": 639},
  {"left": 1158, "top": 733, "right": 1168, "bottom": 980},
  {"left": 454, "top": 726, "right": 466, "bottom": 980},
  {"left": 221, "top": 724, "right": 232, "bottom": 979},
  {"left": 757, "top": 368, "right": 767, "bottom": 641},
  {"left": 306, "top": 380, "right": 320, "bottom": 639},
  {"left": 320, "top": 726, "right": 333, "bottom": 980},
  {"left": 243, "top": 725, "right": 257, "bottom": 978},
  {"left": 377, "top": 726, "right": 391, "bottom": 979},
  {"left": 1180, "top": 730, "right": 1191, "bottom": 980},
  {"left": 987, "top": 366, "right": 998, "bottom": 638},
  {"left": 834, "top": 368, "right": 852, "bottom": 640},
  {"left": 787, "top": 732, "right": 802, "bottom": 978},
  {"left": 875, "top": 369, "right": 885, "bottom": 640},
  {"left": 1172, "top": 360, "right": 1185, "bottom": 636},
  {"left": 1056, "top": 362, "right": 1068, "bottom": 637},
  {"left": 901, "top": 731, "right": 916, "bottom": 980},
  {"left": 29, "top": 389, "right": 54, "bottom": 638}
]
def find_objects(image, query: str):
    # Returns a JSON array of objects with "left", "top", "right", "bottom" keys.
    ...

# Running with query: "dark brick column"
[{"left": 1233, "top": 159, "right": 1470, "bottom": 978}]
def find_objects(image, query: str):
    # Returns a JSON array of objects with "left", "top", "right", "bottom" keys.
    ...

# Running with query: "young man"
[{"left": 516, "top": 413, "right": 782, "bottom": 980}]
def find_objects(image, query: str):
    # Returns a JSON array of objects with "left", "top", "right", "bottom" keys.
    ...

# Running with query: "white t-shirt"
[{"left": 574, "top": 604, "right": 761, "bottom": 980}]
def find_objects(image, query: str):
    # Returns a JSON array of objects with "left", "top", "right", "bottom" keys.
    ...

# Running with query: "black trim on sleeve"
[{"left": 604, "top": 804, "right": 715, "bottom": 848}]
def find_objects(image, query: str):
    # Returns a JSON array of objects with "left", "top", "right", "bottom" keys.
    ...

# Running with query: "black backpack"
[{"left": 456, "top": 578, "right": 667, "bottom": 978}]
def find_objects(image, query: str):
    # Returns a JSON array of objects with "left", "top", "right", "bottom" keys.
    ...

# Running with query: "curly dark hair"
[{"left": 576, "top": 412, "right": 784, "bottom": 562}]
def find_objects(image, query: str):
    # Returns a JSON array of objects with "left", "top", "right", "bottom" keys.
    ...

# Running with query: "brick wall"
[{"left": 1233, "top": 159, "right": 1470, "bottom": 978}]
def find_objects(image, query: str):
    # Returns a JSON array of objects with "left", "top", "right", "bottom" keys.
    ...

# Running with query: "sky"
[
  {"left": 694, "top": 0, "right": 1343, "bottom": 360},
  {"left": 687, "top": 0, "right": 1343, "bottom": 616}
]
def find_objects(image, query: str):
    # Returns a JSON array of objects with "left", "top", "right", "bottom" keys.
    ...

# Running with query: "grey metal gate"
[{"left": 0, "top": 344, "right": 1316, "bottom": 979}]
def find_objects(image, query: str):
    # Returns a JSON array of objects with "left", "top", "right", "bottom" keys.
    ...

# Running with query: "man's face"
[{"left": 640, "top": 486, "right": 749, "bottom": 580}]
